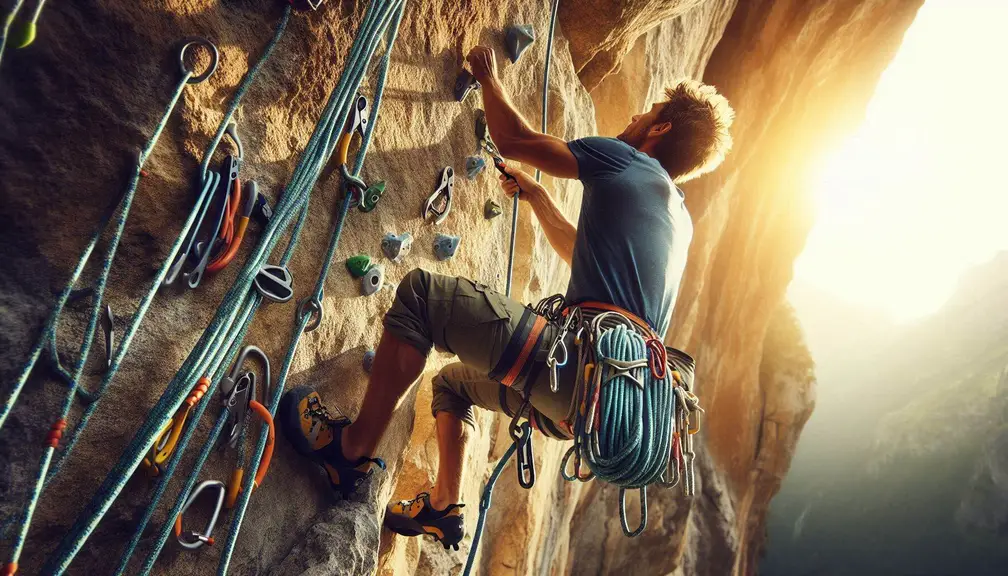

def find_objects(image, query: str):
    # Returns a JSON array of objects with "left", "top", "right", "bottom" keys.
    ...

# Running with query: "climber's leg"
[{"left": 430, "top": 410, "right": 467, "bottom": 510}]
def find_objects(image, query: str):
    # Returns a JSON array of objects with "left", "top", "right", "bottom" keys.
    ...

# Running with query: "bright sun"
[{"left": 793, "top": 0, "right": 1008, "bottom": 323}]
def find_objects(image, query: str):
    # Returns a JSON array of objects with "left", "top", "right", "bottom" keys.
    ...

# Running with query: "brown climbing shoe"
[
  {"left": 384, "top": 492, "right": 465, "bottom": 550},
  {"left": 279, "top": 385, "right": 385, "bottom": 499}
]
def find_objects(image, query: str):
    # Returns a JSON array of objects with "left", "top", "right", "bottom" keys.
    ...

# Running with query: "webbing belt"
[{"left": 488, "top": 306, "right": 548, "bottom": 388}]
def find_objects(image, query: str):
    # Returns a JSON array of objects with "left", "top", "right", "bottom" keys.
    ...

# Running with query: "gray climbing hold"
[
  {"left": 433, "top": 234, "right": 461, "bottom": 261},
  {"left": 454, "top": 70, "right": 480, "bottom": 102},
  {"left": 465, "top": 156, "right": 486, "bottom": 179},
  {"left": 505, "top": 25, "right": 535, "bottom": 63},
  {"left": 361, "top": 264, "right": 385, "bottom": 296},
  {"left": 381, "top": 232, "right": 413, "bottom": 262},
  {"left": 484, "top": 199, "right": 503, "bottom": 220},
  {"left": 254, "top": 264, "right": 294, "bottom": 303},
  {"left": 362, "top": 350, "right": 375, "bottom": 373}
]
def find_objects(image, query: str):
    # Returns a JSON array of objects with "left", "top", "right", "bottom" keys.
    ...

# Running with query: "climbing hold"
[
  {"left": 454, "top": 70, "right": 480, "bottom": 103},
  {"left": 253, "top": 264, "right": 294, "bottom": 303},
  {"left": 362, "top": 350, "right": 375, "bottom": 373},
  {"left": 381, "top": 232, "right": 413, "bottom": 262},
  {"left": 361, "top": 265, "right": 385, "bottom": 296},
  {"left": 484, "top": 199, "right": 503, "bottom": 220},
  {"left": 505, "top": 25, "right": 535, "bottom": 63},
  {"left": 345, "top": 255, "right": 372, "bottom": 279},
  {"left": 465, "top": 156, "right": 486, "bottom": 180},
  {"left": 252, "top": 191, "right": 273, "bottom": 228},
  {"left": 433, "top": 234, "right": 460, "bottom": 261},
  {"left": 359, "top": 181, "right": 385, "bottom": 212},
  {"left": 422, "top": 167, "right": 454, "bottom": 225},
  {"left": 474, "top": 109, "right": 489, "bottom": 142}
]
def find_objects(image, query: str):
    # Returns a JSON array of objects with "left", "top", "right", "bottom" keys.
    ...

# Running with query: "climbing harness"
[
  {"left": 422, "top": 166, "right": 454, "bottom": 224},
  {"left": 0, "top": 36, "right": 223, "bottom": 576},
  {"left": 174, "top": 480, "right": 227, "bottom": 550},
  {"left": 504, "top": 24, "right": 535, "bottom": 63},
  {"left": 433, "top": 233, "right": 460, "bottom": 261}
]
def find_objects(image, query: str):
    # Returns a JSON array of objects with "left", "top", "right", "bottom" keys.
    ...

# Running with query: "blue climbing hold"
[
  {"left": 381, "top": 232, "right": 413, "bottom": 262},
  {"left": 433, "top": 234, "right": 460, "bottom": 261},
  {"left": 505, "top": 25, "right": 535, "bottom": 63},
  {"left": 465, "top": 156, "right": 486, "bottom": 179},
  {"left": 363, "top": 350, "right": 375, "bottom": 373}
]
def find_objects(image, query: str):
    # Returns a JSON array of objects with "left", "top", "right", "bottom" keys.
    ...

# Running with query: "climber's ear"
[{"left": 648, "top": 121, "right": 672, "bottom": 137}]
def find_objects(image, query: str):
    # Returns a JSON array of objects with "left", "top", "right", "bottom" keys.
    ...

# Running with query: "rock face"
[{"left": 0, "top": 1, "right": 917, "bottom": 575}]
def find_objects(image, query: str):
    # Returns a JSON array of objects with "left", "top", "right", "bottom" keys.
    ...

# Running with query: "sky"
[{"left": 792, "top": 0, "right": 1008, "bottom": 323}]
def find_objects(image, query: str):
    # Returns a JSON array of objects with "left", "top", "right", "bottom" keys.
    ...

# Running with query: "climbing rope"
[
  {"left": 465, "top": 2, "right": 561, "bottom": 573},
  {"left": 560, "top": 311, "right": 702, "bottom": 537},
  {"left": 40, "top": 2, "right": 402, "bottom": 573},
  {"left": 0, "top": 49, "right": 212, "bottom": 575}
]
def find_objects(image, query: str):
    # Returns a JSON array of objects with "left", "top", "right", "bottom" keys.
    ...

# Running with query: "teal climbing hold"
[
  {"left": 433, "top": 234, "right": 460, "bottom": 261},
  {"left": 345, "top": 255, "right": 372, "bottom": 278},
  {"left": 505, "top": 25, "right": 535, "bottom": 63},
  {"left": 381, "top": 232, "right": 412, "bottom": 262},
  {"left": 465, "top": 156, "right": 486, "bottom": 179},
  {"left": 362, "top": 350, "right": 375, "bottom": 373}
]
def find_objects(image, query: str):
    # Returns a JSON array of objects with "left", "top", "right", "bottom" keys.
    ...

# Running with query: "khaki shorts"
[{"left": 384, "top": 269, "right": 578, "bottom": 439}]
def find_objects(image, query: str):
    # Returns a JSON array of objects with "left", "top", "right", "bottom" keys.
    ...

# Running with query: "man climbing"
[{"left": 279, "top": 45, "right": 734, "bottom": 550}]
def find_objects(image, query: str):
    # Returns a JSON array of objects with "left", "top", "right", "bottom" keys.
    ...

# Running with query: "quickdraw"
[{"left": 174, "top": 480, "right": 226, "bottom": 550}]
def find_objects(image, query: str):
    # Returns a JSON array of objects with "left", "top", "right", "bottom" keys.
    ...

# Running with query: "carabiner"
[
  {"left": 143, "top": 377, "right": 210, "bottom": 477},
  {"left": 422, "top": 166, "right": 454, "bottom": 225},
  {"left": 512, "top": 421, "right": 535, "bottom": 490},
  {"left": 174, "top": 480, "right": 227, "bottom": 549},
  {"left": 221, "top": 372, "right": 254, "bottom": 450}
]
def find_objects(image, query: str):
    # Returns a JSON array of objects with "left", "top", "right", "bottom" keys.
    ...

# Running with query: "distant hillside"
[{"left": 763, "top": 253, "right": 1008, "bottom": 575}]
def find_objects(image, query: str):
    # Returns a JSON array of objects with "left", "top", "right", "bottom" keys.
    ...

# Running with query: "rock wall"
[{"left": 0, "top": 0, "right": 918, "bottom": 575}]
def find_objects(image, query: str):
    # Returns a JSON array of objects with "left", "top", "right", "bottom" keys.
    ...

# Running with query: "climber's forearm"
[
  {"left": 480, "top": 77, "right": 536, "bottom": 154},
  {"left": 525, "top": 184, "right": 576, "bottom": 266}
]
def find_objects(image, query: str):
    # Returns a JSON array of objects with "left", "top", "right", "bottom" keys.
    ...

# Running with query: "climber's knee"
[
  {"left": 383, "top": 268, "right": 436, "bottom": 354},
  {"left": 431, "top": 367, "right": 477, "bottom": 429}
]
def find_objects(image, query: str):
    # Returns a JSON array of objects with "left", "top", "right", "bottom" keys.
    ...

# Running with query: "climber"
[{"left": 279, "top": 45, "right": 734, "bottom": 550}]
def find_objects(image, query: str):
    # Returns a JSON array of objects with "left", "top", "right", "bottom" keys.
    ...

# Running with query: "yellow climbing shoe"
[
  {"left": 279, "top": 385, "right": 385, "bottom": 498},
  {"left": 384, "top": 492, "right": 465, "bottom": 550}
]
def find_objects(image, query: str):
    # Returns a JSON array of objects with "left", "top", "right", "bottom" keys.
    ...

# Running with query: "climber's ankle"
[{"left": 428, "top": 487, "right": 458, "bottom": 511}]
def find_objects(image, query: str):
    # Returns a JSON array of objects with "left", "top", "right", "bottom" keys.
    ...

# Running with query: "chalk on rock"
[
  {"left": 505, "top": 25, "right": 535, "bottom": 63},
  {"left": 433, "top": 234, "right": 460, "bottom": 261},
  {"left": 381, "top": 232, "right": 413, "bottom": 262}
]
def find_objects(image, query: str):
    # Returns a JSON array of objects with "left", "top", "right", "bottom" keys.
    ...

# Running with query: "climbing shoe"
[
  {"left": 384, "top": 492, "right": 465, "bottom": 550},
  {"left": 279, "top": 385, "right": 385, "bottom": 499}
]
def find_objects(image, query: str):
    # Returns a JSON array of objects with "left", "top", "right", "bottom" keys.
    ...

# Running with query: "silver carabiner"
[{"left": 175, "top": 480, "right": 227, "bottom": 549}]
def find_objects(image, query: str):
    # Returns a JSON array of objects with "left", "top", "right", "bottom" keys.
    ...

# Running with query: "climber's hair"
[{"left": 654, "top": 79, "right": 735, "bottom": 183}]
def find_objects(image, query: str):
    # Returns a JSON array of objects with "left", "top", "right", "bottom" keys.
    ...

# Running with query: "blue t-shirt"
[{"left": 565, "top": 137, "right": 693, "bottom": 337}]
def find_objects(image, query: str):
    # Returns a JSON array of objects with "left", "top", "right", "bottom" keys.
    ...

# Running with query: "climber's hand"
[
  {"left": 498, "top": 164, "right": 540, "bottom": 203},
  {"left": 467, "top": 46, "right": 499, "bottom": 83}
]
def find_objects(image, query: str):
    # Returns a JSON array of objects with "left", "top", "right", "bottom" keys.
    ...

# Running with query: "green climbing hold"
[
  {"left": 14, "top": 22, "right": 37, "bottom": 49},
  {"left": 359, "top": 181, "right": 385, "bottom": 212},
  {"left": 345, "top": 254, "right": 372, "bottom": 278}
]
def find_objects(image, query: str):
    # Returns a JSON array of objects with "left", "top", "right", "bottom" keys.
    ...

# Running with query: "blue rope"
[
  {"left": 469, "top": 2, "right": 562, "bottom": 571},
  {"left": 3, "top": 68, "right": 195, "bottom": 574},
  {"left": 462, "top": 423, "right": 527, "bottom": 576},
  {"left": 216, "top": 4, "right": 405, "bottom": 573}
]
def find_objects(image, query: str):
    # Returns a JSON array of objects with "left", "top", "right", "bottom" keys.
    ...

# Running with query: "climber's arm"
[
  {"left": 498, "top": 168, "right": 576, "bottom": 265},
  {"left": 467, "top": 46, "right": 578, "bottom": 179}
]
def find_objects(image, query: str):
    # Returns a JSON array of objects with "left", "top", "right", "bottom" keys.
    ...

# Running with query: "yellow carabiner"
[{"left": 142, "top": 377, "right": 210, "bottom": 477}]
